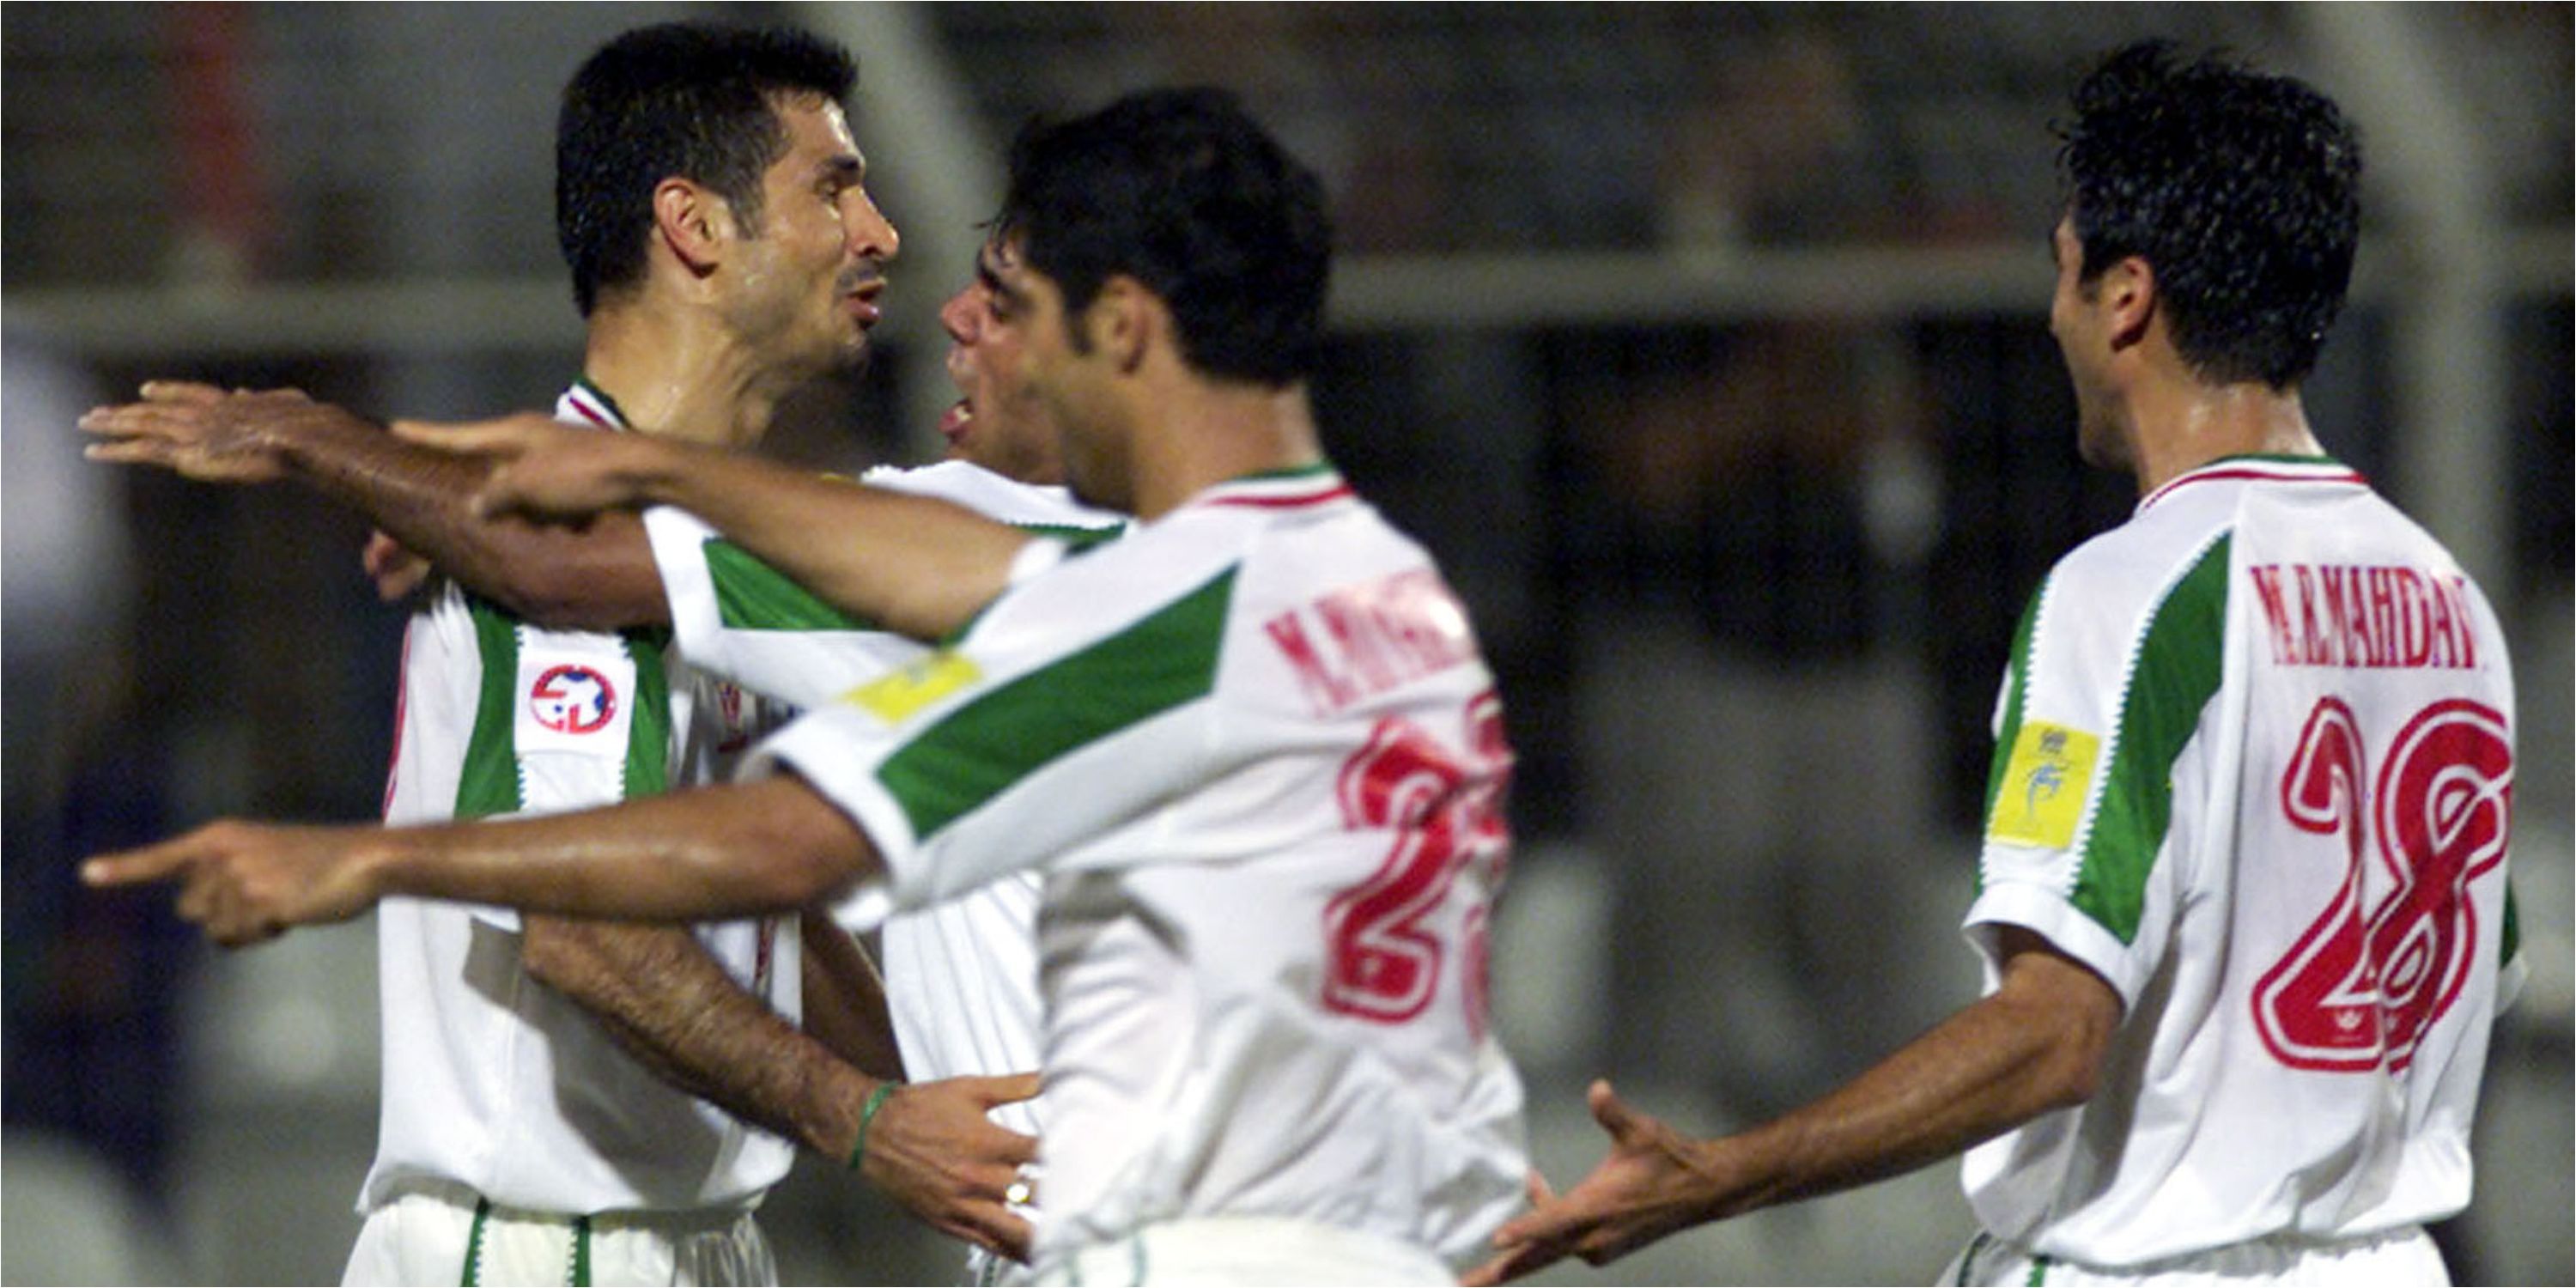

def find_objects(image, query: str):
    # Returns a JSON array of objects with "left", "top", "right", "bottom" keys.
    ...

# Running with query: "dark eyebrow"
[
  {"left": 976, "top": 250, "right": 1023, "bottom": 309},
  {"left": 818, "top": 153, "right": 864, "bottom": 186}
]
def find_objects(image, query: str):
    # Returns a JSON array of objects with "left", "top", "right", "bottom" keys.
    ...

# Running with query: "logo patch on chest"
[{"left": 514, "top": 647, "right": 638, "bottom": 753}]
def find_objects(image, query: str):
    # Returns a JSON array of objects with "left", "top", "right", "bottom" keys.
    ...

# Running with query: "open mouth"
[
  {"left": 842, "top": 276, "right": 886, "bottom": 326},
  {"left": 939, "top": 398, "right": 973, "bottom": 444}
]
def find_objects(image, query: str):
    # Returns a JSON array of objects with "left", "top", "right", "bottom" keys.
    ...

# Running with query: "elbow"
[
  {"left": 480, "top": 524, "right": 669, "bottom": 631},
  {"left": 741, "top": 846, "right": 860, "bottom": 913},
  {"left": 735, "top": 780, "right": 875, "bottom": 912},
  {"left": 2035, "top": 998, "right": 2118, "bottom": 1111}
]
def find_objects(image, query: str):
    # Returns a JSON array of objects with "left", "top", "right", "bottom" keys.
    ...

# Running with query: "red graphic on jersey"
[
  {"left": 2254, "top": 697, "right": 2512, "bottom": 1072},
  {"left": 529, "top": 664, "right": 619, "bottom": 735},
  {"left": 1322, "top": 690, "right": 1510, "bottom": 1032}
]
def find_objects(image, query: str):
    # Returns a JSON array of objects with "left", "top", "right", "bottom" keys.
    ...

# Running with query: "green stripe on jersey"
[
  {"left": 456, "top": 597, "right": 526, "bottom": 817},
  {"left": 623, "top": 629, "right": 673, "bottom": 797},
  {"left": 2074, "top": 535, "right": 2230, "bottom": 943},
  {"left": 1975, "top": 585, "right": 2049, "bottom": 898},
  {"left": 878, "top": 566, "right": 1236, "bottom": 842},
  {"left": 2501, "top": 882, "right": 2521, "bottom": 968},
  {"left": 708, "top": 538, "right": 876, "bottom": 632},
  {"left": 1022, "top": 522, "right": 1123, "bottom": 550}
]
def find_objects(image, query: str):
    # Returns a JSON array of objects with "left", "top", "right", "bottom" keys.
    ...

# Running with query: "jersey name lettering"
[
  {"left": 2245, "top": 563, "right": 2479, "bottom": 671},
  {"left": 1263, "top": 568, "right": 1478, "bottom": 716}
]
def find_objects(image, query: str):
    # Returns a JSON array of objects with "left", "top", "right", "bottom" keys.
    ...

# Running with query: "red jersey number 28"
[
  {"left": 1323, "top": 691, "right": 1510, "bottom": 1036},
  {"left": 2254, "top": 696, "right": 2512, "bottom": 1072}
]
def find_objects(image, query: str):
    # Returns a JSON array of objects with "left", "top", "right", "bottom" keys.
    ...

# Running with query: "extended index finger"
[
  {"left": 82, "top": 835, "right": 208, "bottom": 889},
  {"left": 1460, "top": 1236, "right": 1566, "bottom": 1287},
  {"left": 135, "top": 379, "right": 228, "bottom": 405}
]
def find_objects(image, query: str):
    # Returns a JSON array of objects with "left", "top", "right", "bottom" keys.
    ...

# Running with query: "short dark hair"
[
  {"left": 2057, "top": 40, "right": 2362, "bottom": 389},
  {"left": 993, "top": 88, "right": 1332, "bottom": 386},
  {"left": 556, "top": 23, "right": 857, "bottom": 317}
]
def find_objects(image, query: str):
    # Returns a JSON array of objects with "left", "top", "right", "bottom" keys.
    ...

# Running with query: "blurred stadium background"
[{"left": 3, "top": 3, "right": 2567, "bottom": 1284}]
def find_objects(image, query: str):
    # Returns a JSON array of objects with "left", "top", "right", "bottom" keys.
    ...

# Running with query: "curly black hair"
[
  {"left": 2057, "top": 40, "right": 2362, "bottom": 390},
  {"left": 993, "top": 88, "right": 1333, "bottom": 386},
  {"left": 556, "top": 24, "right": 858, "bottom": 318}
]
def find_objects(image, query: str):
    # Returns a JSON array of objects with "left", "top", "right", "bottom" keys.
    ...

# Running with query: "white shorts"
[
  {"left": 1034, "top": 1217, "right": 1450, "bottom": 1286},
  {"left": 1941, "top": 1225, "right": 2449, "bottom": 1286},
  {"left": 343, "top": 1184, "right": 775, "bottom": 1286}
]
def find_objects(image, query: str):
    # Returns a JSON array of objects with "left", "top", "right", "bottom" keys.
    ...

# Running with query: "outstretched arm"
[
  {"left": 1465, "top": 929, "right": 2120, "bottom": 1285},
  {"left": 398, "top": 413, "right": 1032, "bottom": 642},
  {"left": 81, "top": 382, "right": 666, "bottom": 629},
  {"left": 80, "top": 775, "right": 866, "bottom": 945}
]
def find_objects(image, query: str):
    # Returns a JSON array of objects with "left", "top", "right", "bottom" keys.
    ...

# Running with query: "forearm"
[
  {"left": 624, "top": 439, "right": 1029, "bottom": 641},
  {"left": 799, "top": 909, "right": 907, "bottom": 1081},
  {"left": 1710, "top": 974, "right": 2110, "bottom": 1218},
  {"left": 368, "top": 776, "right": 875, "bottom": 920},
  {"left": 520, "top": 914, "right": 884, "bottom": 1156},
  {"left": 276, "top": 409, "right": 666, "bottom": 628}
]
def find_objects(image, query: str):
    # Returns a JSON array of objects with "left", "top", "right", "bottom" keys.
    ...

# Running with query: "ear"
[
  {"left": 1084, "top": 276, "right": 1157, "bottom": 374},
  {"left": 652, "top": 178, "right": 731, "bottom": 278},
  {"left": 2099, "top": 255, "right": 2157, "bottom": 352}
]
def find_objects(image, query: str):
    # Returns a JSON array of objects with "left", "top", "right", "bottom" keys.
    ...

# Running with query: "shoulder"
[
  {"left": 860, "top": 460, "right": 1123, "bottom": 532},
  {"left": 2043, "top": 495, "right": 2234, "bottom": 623}
]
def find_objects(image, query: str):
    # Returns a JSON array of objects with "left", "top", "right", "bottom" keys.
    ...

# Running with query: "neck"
[
  {"left": 2124, "top": 376, "right": 2324, "bottom": 497},
  {"left": 580, "top": 298, "right": 798, "bottom": 447},
  {"left": 1126, "top": 375, "right": 1325, "bottom": 519}
]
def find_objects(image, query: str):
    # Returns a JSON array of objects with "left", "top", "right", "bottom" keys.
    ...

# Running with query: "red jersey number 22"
[{"left": 1324, "top": 691, "right": 1510, "bottom": 1037}]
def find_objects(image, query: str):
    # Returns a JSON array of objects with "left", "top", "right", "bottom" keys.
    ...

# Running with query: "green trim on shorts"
[
  {"left": 1955, "top": 1231, "right": 1989, "bottom": 1285},
  {"left": 461, "top": 1197, "right": 491, "bottom": 1286},
  {"left": 2028, "top": 1253, "right": 2052, "bottom": 1285},
  {"left": 569, "top": 1213, "right": 592, "bottom": 1286}
]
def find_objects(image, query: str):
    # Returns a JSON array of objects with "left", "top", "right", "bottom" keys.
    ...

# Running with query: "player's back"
[
  {"left": 1964, "top": 455, "right": 2516, "bottom": 1263},
  {"left": 2220, "top": 459, "right": 2516, "bottom": 1224},
  {"left": 1033, "top": 468, "right": 1528, "bottom": 1271},
  {"left": 754, "top": 464, "right": 1532, "bottom": 1276}
]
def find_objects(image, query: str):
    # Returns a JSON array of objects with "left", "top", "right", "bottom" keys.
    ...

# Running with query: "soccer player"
[
  {"left": 79, "top": 24, "right": 1037, "bottom": 1285},
  {"left": 86, "top": 202, "right": 1128, "bottom": 1288},
  {"left": 1457, "top": 40, "right": 2522, "bottom": 1287},
  {"left": 88, "top": 86, "right": 1533, "bottom": 1285}
]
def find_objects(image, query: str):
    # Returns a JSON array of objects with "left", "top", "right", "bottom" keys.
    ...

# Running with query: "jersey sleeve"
[
  {"left": 1964, "top": 534, "right": 2232, "bottom": 1006},
  {"left": 744, "top": 545, "right": 1239, "bottom": 916},
  {"left": 641, "top": 504, "right": 930, "bottom": 709}
]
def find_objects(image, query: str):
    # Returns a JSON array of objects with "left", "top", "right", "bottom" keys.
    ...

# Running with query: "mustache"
[{"left": 839, "top": 260, "right": 887, "bottom": 295}]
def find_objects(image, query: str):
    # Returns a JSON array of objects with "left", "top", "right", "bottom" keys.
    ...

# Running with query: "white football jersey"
[
  {"left": 641, "top": 460, "right": 1124, "bottom": 1140},
  {"left": 1962, "top": 454, "right": 2518, "bottom": 1265},
  {"left": 751, "top": 465, "right": 1533, "bottom": 1275},
  {"left": 362, "top": 382, "right": 799, "bottom": 1216}
]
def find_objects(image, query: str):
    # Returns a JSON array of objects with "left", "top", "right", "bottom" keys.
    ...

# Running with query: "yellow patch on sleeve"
[
  {"left": 1988, "top": 720, "right": 2100, "bottom": 848},
  {"left": 843, "top": 652, "right": 981, "bottom": 725}
]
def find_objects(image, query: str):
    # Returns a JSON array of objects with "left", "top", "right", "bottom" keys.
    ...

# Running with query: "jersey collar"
[
  {"left": 562, "top": 377, "right": 632, "bottom": 431},
  {"left": 1188, "top": 461, "right": 1354, "bottom": 512},
  {"left": 2137, "top": 453, "right": 2366, "bottom": 514}
]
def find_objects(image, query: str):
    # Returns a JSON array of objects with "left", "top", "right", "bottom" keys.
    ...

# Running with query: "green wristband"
[{"left": 848, "top": 1081, "right": 900, "bottom": 1171}]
